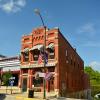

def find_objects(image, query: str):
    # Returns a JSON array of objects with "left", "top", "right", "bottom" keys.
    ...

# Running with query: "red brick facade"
[{"left": 19, "top": 27, "right": 90, "bottom": 98}]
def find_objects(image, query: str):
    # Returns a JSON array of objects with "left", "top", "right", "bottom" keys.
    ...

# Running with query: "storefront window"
[{"left": 33, "top": 77, "right": 43, "bottom": 87}]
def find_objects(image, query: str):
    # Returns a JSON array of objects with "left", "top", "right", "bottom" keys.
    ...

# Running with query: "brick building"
[{"left": 19, "top": 27, "right": 91, "bottom": 99}]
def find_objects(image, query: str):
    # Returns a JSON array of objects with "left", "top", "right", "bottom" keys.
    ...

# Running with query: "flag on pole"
[
  {"left": 38, "top": 50, "right": 48, "bottom": 64},
  {"left": 44, "top": 72, "right": 53, "bottom": 80}
]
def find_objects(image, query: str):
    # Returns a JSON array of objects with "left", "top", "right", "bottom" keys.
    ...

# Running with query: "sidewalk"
[
  {"left": 15, "top": 92, "right": 87, "bottom": 100},
  {"left": 0, "top": 86, "right": 88, "bottom": 100},
  {"left": 0, "top": 86, "right": 20, "bottom": 94},
  {"left": 15, "top": 91, "right": 57, "bottom": 100},
  {"left": 0, "top": 86, "right": 57, "bottom": 100}
]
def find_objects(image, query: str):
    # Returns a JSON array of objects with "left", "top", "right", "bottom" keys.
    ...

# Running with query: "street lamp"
[{"left": 34, "top": 9, "right": 46, "bottom": 99}]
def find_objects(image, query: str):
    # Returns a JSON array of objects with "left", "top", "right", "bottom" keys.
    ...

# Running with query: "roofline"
[
  {"left": 58, "top": 29, "right": 84, "bottom": 62},
  {"left": 0, "top": 56, "right": 19, "bottom": 61}
]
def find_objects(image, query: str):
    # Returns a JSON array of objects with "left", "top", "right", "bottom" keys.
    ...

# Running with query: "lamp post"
[{"left": 34, "top": 9, "right": 46, "bottom": 99}]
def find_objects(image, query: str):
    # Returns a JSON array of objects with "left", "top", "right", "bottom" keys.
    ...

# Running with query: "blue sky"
[{"left": 0, "top": 0, "right": 100, "bottom": 70}]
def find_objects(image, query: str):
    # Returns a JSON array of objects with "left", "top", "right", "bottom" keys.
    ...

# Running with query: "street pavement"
[
  {"left": 0, "top": 94, "right": 88, "bottom": 100},
  {"left": 0, "top": 93, "right": 88, "bottom": 100},
  {"left": 0, "top": 86, "right": 88, "bottom": 100}
]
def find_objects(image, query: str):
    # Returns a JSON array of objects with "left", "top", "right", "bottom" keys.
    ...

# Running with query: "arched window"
[
  {"left": 30, "top": 44, "right": 43, "bottom": 61},
  {"left": 21, "top": 48, "right": 29, "bottom": 62},
  {"left": 33, "top": 49, "right": 40, "bottom": 61},
  {"left": 47, "top": 43, "right": 55, "bottom": 59}
]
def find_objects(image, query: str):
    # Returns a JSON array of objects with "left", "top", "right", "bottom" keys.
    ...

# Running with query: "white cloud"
[
  {"left": 77, "top": 23, "right": 96, "bottom": 37},
  {"left": 0, "top": 0, "right": 26, "bottom": 13},
  {"left": 89, "top": 61, "right": 100, "bottom": 71},
  {"left": 16, "top": 0, "right": 26, "bottom": 7}
]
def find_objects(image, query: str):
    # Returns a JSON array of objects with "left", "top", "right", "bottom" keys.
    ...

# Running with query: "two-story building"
[{"left": 19, "top": 27, "right": 90, "bottom": 99}]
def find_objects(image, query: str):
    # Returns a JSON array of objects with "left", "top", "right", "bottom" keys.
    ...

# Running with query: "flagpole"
[{"left": 34, "top": 9, "right": 46, "bottom": 99}]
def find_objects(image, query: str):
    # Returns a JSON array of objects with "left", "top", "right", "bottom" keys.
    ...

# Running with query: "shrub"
[{"left": 2, "top": 71, "right": 12, "bottom": 86}]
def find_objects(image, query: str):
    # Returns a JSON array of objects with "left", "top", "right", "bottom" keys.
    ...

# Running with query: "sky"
[{"left": 0, "top": 0, "right": 100, "bottom": 71}]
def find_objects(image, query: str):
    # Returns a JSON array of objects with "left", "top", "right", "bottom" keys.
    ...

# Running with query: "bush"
[{"left": 2, "top": 71, "right": 12, "bottom": 86}]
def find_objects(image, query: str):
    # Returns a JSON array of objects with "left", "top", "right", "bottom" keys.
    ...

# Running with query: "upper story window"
[
  {"left": 47, "top": 43, "right": 55, "bottom": 59},
  {"left": 70, "top": 58, "right": 73, "bottom": 65},
  {"left": 66, "top": 49, "right": 68, "bottom": 56},
  {"left": 49, "top": 48, "right": 55, "bottom": 59},
  {"left": 22, "top": 48, "right": 29, "bottom": 62},
  {"left": 74, "top": 61, "right": 75, "bottom": 67},
  {"left": 78, "top": 63, "right": 79, "bottom": 69},
  {"left": 23, "top": 52, "right": 29, "bottom": 62},
  {"left": 30, "top": 44, "right": 43, "bottom": 61},
  {"left": 33, "top": 49, "right": 40, "bottom": 61}
]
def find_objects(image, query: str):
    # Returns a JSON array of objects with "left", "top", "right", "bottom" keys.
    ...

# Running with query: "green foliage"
[
  {"left": 84, "top": 66, "right": 100, "bottom": 85},
  {"left": 2, "top": 71, "right": 12, "bottom": 86},
  {"left": 84, "top": 66, "right": 100, "bottom": 97}
]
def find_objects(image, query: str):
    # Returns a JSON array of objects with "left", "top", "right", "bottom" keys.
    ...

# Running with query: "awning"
[
  {"left": 46, "top": 43, "right": 54, "bottom": 49},
  {"left": 21, "top": 48, "right": 29, "bottom": 53},
  {"left": 30, "top": 44, "right": 43, "bottom": 51}
]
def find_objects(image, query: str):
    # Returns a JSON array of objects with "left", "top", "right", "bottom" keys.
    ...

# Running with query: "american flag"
[
  {"left": 38, "top": 51, "right": 48, "bottom": 64},
  {"left": 44, "top": 72, "right": 53, "bottom": 80},
  {"left": 38, "top": 53, "right": 43, "bottom": 64}
]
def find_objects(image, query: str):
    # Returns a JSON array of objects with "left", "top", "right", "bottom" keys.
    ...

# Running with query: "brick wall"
[
  {"left": 20, "top": 27, "right": 90, "bottom": 96},
  {"left": 58, "top": 30, "right": 86, "bottom": 94}
]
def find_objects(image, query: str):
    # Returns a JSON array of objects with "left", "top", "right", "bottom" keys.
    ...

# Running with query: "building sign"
[{"left": 35, "top": 72, "right": 45, "bottom": 78}]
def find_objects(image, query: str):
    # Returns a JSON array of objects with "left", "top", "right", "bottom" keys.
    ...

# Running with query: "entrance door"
[{"left": 22, "top": 78, "right": 27, "bottom": 92}]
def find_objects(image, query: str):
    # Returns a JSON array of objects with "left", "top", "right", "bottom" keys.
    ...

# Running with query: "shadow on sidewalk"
[{"left": 0, "top": 94, "right": 6, "bottom": 100}]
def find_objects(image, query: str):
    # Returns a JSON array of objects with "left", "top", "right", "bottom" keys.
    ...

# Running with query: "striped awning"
[
  {"left": 46, "top": 43, "right": 54, "bottom": 49},
  {"left": 30, "top": 44, "right": 43, "bottom": 51},
  {"left": 21, "top": 48, "right": 29, "bottom": 53}
]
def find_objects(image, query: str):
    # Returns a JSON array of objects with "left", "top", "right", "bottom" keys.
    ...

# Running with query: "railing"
[
  {"left": 21, "top": 59, "right": 57, "bottom": 68},
  {"left": 32, "top": 59, "right": 56, "bottom": 64}
]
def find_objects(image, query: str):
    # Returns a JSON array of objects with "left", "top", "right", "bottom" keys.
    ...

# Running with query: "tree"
[
  {"left": 2, "top": 71, "right": 12, "bottom": 86},
  {"left": 84, "top": 66, "right": 100, "bottom": 85},
  {"left": 84, "top": 66, "right": 100, "bottom": 97}
]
